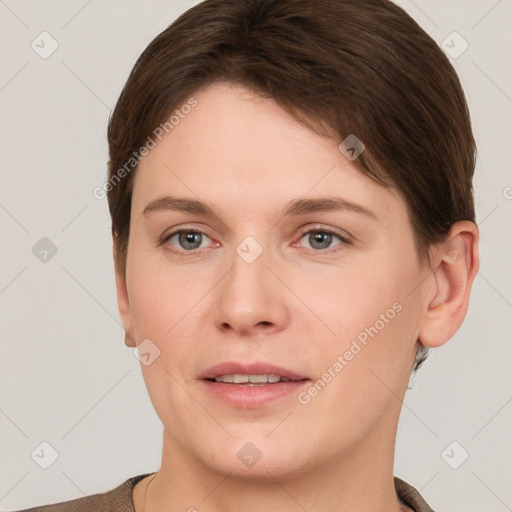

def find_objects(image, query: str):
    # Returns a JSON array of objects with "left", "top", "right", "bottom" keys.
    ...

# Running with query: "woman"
[{"left": 15, "top": 0, "right": 479, "bottom": 510}]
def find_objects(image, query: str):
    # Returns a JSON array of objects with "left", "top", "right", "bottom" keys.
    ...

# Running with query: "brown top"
[{"left": 12, "top": 474, "right": 435, "bottom": 512}]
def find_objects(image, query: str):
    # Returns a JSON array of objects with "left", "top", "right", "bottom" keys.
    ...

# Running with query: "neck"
[{"left": 142, "top": 409, "right": 407, "bottom": 512}]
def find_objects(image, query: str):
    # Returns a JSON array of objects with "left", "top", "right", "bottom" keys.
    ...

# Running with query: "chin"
[{"left": 193, "top": 431, "right": 317, "bottom": 482}]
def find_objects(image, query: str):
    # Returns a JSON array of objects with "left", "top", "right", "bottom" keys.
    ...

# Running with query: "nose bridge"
[
  {"left": 213, "top": 234, "right": 288, "bottom": 334},
  {"left": 230, "top": 237, "right": 267, "bottom": 294}
]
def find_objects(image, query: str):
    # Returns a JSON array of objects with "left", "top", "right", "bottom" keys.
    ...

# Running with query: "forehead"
[{"left": 132, "top": 83, "right": 407, "bottom": 225}]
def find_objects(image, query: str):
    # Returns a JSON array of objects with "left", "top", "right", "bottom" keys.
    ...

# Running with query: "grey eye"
[
  {"left": 169, "top": 230, "right": 210, "bottom": 250},
  {"left": 300, "top": 230, "right": 342, "bottom": 250}
]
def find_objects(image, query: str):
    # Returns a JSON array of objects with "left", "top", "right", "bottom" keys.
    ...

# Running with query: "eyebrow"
[{"left": 142, "top": 196, "right": 377, "bottom": 220}]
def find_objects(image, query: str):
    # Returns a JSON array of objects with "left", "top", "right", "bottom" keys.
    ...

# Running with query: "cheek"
[
  {"left": 293, "top": 280, "right": 418, "bottom": 447},
  {"left": 295, "top": 252, "right": 421, "bottom": 393},
  {"left": 295, "top": 256, "right": 408, "bottom": 340},
  {"left": 125, "top": 256, "right": 206, "bottom": 426},
  {"left": 126, "top": 247, "right": 203, "bottom": 341}
]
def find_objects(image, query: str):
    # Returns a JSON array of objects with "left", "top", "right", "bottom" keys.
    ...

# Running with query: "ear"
[
  {"left": 418, "top": 221, "right": 479, "bottom": 348},
  {"left": 113, "top": 234, "right": 136, "bottom": 348}
]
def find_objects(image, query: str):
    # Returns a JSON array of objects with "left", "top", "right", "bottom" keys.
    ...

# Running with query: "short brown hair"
[{"left": 107, "top": 0, "right": 476, "bottom": 370}]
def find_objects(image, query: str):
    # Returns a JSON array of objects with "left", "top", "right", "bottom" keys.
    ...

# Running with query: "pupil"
[
  {"left": 310, "top": 231, "right": 332, "bottom": 249},
  {"left": 180, "top": 231, "right": 202, "bottom": 249}
]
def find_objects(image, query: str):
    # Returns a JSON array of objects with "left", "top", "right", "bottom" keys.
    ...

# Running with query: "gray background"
[{"left": 1, "top": 0, "right": 511, "bottom": 510}]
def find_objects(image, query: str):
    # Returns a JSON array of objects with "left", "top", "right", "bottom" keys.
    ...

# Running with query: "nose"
[{"left": 213, "top": 241, "right": 290, "bottom": 338}]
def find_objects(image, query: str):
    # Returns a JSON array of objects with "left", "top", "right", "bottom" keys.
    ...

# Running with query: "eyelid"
[
  {"left": 158, "top": 224, "right": 218, "bottom": 252},
  {"left": 295, "top": 223, "right": 352, "bottom": 243},
  {"left": 293, "top": 223, "right": 353, "bottom": 253}
]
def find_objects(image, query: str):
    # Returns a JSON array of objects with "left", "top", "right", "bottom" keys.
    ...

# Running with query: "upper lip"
[{"left": 198, "top": 361, "right": 308, "bottom": 381}]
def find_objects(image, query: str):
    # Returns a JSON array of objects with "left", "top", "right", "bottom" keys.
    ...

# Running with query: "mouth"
[
  {"left": 198, "top": 362, "right": 310, "bottom": 408},
  {"left": 207, "top": 373, "right": 297, "bottom": 385}
]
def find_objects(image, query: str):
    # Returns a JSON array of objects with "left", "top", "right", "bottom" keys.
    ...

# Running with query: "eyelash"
[{"left": 159, "top": 224, "right": 352, "bottom": 256}]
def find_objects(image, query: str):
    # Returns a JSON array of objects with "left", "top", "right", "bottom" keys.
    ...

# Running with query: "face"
[{"left": 117, "top": 82, "right": 432, "bottom": 480}]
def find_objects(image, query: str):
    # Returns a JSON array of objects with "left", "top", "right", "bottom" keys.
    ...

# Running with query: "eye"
[
  {"left": 165, "top": 229, "right": 213, "bottom": 251},
  {"left": 160, "top": 226, "right": 350, "bottom": 254},
  {"left": 297, "top": 228, "right": 349, "bottom": 252}
]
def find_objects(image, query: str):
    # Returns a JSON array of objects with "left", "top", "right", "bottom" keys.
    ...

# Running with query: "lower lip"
[{"left": 200, "top": 380, "right": 310, "bottom": 408}]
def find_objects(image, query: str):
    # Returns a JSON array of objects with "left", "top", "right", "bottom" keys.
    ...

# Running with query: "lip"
[
  {"left": 198, "top": 361, "right": 310, "bottom": 409},
  {"left": 198, "top": 361, "right": 307, "bottom": 381}
]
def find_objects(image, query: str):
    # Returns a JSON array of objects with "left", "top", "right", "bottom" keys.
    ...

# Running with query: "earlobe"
[
  {"left": 124, "top": 331, "right": 136, "bottom": 348},
  {"left": 419, "top": 221, "right": 479, "bottom": 348},
  {"left": 112, "top": 235, "right": 136, "bottom": 347}
]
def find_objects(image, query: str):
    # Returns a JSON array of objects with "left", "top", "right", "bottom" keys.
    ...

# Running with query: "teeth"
[
  {"left": 249, "top": 374, "right": 269, "bottom": 383},
  {"left": 213, "top": 374, "right": 291, "bottom": 384}
]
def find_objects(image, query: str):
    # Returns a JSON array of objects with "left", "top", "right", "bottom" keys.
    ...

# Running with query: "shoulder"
[
  {"left": 394, "top": 476, "right": 436, "bottom": 512},
  {"left": 10, "top": 473, "right": 154, "bottom": 512}
]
